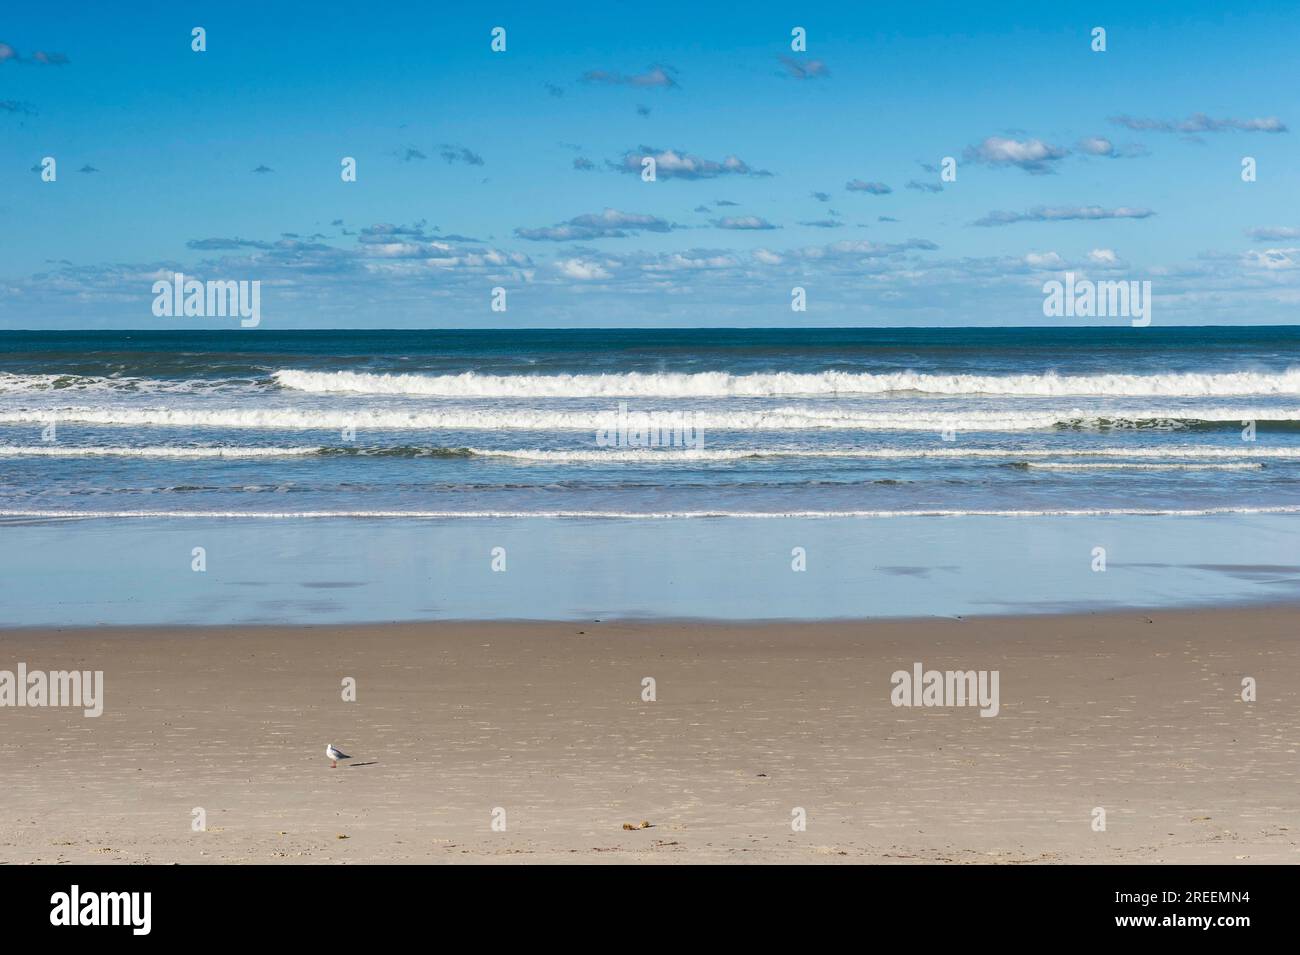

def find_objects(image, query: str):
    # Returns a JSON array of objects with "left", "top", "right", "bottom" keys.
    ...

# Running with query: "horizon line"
[{"left": 4, "top": 323, "right": 1300, "bottom": 333}]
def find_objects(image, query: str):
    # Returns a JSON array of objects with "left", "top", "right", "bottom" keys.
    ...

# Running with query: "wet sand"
[{"left": 1, "top": 607, "right": 1296, "bottom": 864}]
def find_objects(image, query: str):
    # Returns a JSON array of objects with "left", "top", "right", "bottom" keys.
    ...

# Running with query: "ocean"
[{"left": 2, "top": 327, "right": 1298, "bottom": 624}]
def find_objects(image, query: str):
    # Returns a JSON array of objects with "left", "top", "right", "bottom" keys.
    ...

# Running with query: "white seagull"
[{"left": 325, "top": 743, "right": 352, "bottom": 769}]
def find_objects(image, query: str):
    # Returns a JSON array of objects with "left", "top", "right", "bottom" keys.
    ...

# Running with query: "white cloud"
[
  {"left": 1247, "top": 226, "right": 1300, "bottom": 241},
  {"left": 556, "top": 258, "right": 612, "bottom": 280},
  {"left": 1024, "top": 251, "right": 1066, "bottom": 269},
  {"left": 1244, "top": 247, "right": 1300, "bottom": 270},
  {"left": 712, "top": 215, "right": 777, "bottom": 230},
  {"left": 640, "top": 252, "right": 739, "bottom": 272},
  {"left": 965, "top": 136, "right": 1069, "bottom": 173},
  {"left": 974, "top": 206, "right": 1155, "bottom": 227},
  {"left": 613, "top": 146, "right": 772, "bottom": 180},
  {"left": 517, "top": 209, "right": 674, "bottom": 241}
]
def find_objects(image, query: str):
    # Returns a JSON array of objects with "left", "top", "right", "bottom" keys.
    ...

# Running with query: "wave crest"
[
  {"left": 272, "top": 367, "right": 1300, "bottom": 398},
  {"left": 5, "top": 406, "right": 1298, "bottom": 432}
]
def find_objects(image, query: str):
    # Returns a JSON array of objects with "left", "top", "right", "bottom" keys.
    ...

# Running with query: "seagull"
[{"left": 325, "top": 743, "right": 352, "bottom": 769}]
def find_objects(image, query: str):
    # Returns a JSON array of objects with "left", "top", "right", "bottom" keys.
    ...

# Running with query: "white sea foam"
[
  {"left": 1021, "top": 461, "right": 1263, "bottom": 471},
  {"left": 4, "top": 367, "right": 1298, "bottom": 399},
  {"left": 4, "top": 506, "right": 1299, "bottom": 519},
  {"left": 467, "top": 445, "right": 1300, "bottom": 462},
  {"left": 272, "top": 367, "right": 1300, "bottom": 398},
  {"left": 1, "top": 443, "right": 1297, "bottom": 461},
  {"left": 0, "top": 445, "right": 320, "bottom": 458},
  {"left": 3, "top": 406, "right": 1296, "bottom": 432},
  {"left": 0, "top": 373, "right": 246, "bottom": 395}
]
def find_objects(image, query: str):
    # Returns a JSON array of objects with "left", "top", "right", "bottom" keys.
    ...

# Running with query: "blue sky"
[{"left": 2, "top": 0, "right": 1298, "bottom": 327}]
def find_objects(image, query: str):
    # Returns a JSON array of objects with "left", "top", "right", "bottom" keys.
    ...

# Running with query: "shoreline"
[
  {"left": 6, "top": 598, "right": 1300, "bottom": 635},
  {"left": 4, "top": 505, "right": 1300, "bottom": 519},
  {"left": 2, "top": 606, "right": 1296, "bottom": 864}
]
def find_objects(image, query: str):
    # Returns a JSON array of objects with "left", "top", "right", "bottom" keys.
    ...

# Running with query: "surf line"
[{"left": 3, "top": 506, "right": 1300, "bottom": 519}]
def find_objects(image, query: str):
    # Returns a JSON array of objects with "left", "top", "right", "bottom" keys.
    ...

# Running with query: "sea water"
[{"left": 1, "top": 327, "right": 1297, "bottom": 624}]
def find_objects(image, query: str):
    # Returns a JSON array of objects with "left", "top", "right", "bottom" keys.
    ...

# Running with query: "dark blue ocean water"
[{"left": 1, "top": 327, "right": 1298, "bottom": 517}]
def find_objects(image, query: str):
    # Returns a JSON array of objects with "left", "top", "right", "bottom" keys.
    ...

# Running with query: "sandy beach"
[{"left": 1, "top": 607, "right": 1296, "bottom": 864}]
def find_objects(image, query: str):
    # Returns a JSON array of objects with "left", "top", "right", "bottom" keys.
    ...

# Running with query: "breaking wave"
[
  {"left": 272, "top": 367, "right": 1300, "bottom": 398},
  {"left": 5, "top": 406, "right": 1299, "bottom": 432}
]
